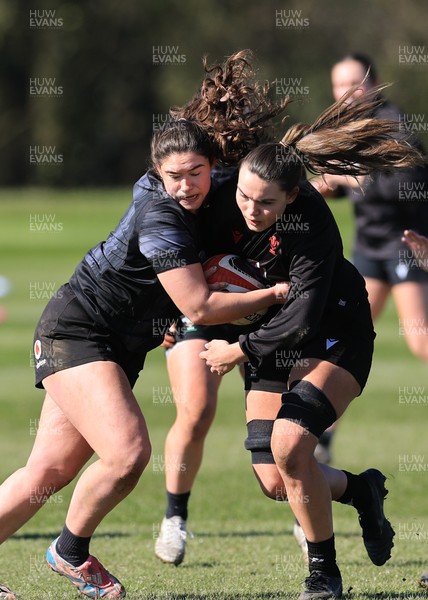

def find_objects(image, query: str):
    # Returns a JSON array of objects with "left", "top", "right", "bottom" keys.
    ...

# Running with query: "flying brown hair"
[
  {"left": 169, "top": 50, "right": 289, "bottom": 164},
  {"left": 280, "top": 82, "right": 426, "bottom": 177}
]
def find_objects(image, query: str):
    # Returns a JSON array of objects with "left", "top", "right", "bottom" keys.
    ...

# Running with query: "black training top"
[
  {"left": 201, "top": 176, "right": 372, "bottom": 369},
  {"left": 344, "top": 100, "right": 428, "bottom": 260},
  {"left": 69, "top": 170, "right": 206, "bottom": 339}
]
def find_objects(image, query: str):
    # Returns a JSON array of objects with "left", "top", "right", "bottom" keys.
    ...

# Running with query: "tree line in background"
[{"left": 1, "top": 0, "right": 427, "bottom": 186}]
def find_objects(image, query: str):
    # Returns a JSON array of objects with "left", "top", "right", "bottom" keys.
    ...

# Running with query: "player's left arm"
[
  {"left": 201, "top": 232, "right": 338, "bottom": 374},
  {"left": 200, "top": 339, "right": 248, "bottom": 375},
  {"left": 237, "top": 235, "right": 338, "bottom": 369},
  {"left": 200, "top": 249, "right": 334, "bottom": 374}
]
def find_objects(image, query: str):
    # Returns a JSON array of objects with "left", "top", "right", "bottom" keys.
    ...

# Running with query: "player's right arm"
[
  {"left": 139, "top": 185, "right": 288, "bottom": 326},
  {"left": 157, "top": 264, "right": 288, "bottom": 326}
]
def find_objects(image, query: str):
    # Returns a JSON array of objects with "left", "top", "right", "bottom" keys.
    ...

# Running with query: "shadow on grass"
[
  {"left": 348, "top": 594, "right": 428, "bottom": 599},
  {"left": 10, "top": 531, "right": 130, "bottom": 541},
  {"left": 133, "top": 594, "right": 287, "bottom": 599},
  {"left": 344, "top": 557, "right": 426, "bottom": 568},
  {"left": 130, "top": 586, "right": 428, "bottom": 600},
  {"left": 195, "top": 529, "right": 361, "bottom": 540},
  {"left": 178, "top": 561, "right": 219, "bottom": 569},
  {"left": 9, "top": 591, "right": 428, "bottom": 600},
  {"left": 195, "top": 530, "right": 286, "bottom": 539}
]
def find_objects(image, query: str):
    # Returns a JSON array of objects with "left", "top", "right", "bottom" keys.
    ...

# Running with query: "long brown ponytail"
[
  {"left": 282, "top": 82, "right": 426, "bottom": 176},
  {"left": 242, "top": 82, "right": 426, "bottom": 192}
]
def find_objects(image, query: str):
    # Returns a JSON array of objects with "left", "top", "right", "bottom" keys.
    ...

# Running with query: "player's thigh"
[
  {"left": 353, "top": 254, "right": 390, "bottom": 320},
  {"left": 364, "top": 277, "right": 391, "bottom": 320},
  {"left": 26, "top": 393, "right": 93, "bottom": 479},
  {"left": 42, "top": 361, "right": 150, "bottom": 464},
  {"left": 246, "top": 389, "right": 282, "bottom": 421},
  {"left": 289, "top": 358, "right": 360, "bottom": 420},
  {"left": 391, "top": 281, "right": 428, "bottom": 355},
  {"left": 166, "top": 338, "right": 222, "bottom": 418},
  {"left": 392, "top": 281, "right": 428, "bottom": 321}
]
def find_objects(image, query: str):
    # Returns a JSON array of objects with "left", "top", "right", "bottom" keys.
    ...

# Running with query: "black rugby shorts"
[
  {"left": 353, "top": 252, "right": 428, "bottom": 285},
  {"left": 33, "top": 284, "right": 150, "bottom": 389},
  {"left": 244, "top": 300, "right": 375, "bottom": 395}
]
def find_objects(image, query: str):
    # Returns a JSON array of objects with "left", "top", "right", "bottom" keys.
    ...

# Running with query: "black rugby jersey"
[
  {"left": 344, "top": 101, "right": 428, "bottom": 259},
  {"left": 202, "top": 177, "right": 373, "bottom": 368},
  {"left": 69, "top": 170, "right": 205, "bottom": 340}
]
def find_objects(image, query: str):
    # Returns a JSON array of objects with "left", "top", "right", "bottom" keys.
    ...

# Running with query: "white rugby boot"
[{"left": 155, "top": 516, "right": 188, "bottom": 566}]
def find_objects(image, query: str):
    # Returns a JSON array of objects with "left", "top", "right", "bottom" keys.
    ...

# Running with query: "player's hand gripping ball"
[{"left": 203, "top": 254, "right": 268, "bottom": 326}]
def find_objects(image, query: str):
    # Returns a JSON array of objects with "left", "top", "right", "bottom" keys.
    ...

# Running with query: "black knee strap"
[
  {"left": 244, "top": 419, "right": 275, "bottom": 464},
  {"left": 276, "top": 380, "right": 337, "bottom": 439}
]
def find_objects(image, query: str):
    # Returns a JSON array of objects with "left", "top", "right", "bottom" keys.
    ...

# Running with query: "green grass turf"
[{"left": 0, "top": 189, "right": 427, "bottom": 599}]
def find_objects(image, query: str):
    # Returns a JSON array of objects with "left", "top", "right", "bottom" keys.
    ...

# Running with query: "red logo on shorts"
[{"left": 34, "top": 339, "right": 42, "bottom": 360}]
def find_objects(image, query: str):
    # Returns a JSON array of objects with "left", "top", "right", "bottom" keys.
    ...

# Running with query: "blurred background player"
[
  {"left": 313, "top": 52, "right": 428, "bottom": 361},
  {"left": 309, "top": 51, "right": 428, "bottom": 476}
]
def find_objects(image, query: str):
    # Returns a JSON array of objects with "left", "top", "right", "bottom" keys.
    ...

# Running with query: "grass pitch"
[{"left": 0, "top": 188, "right": 427, "bottom": 599}]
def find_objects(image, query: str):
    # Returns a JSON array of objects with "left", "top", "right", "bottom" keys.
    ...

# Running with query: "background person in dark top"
[
  {"left": 313, "top": 53, "right": 428, "bottom": 365},
  {"left": 0, "top": 52, "right": 289, "bottom": 600},
  {"left": 200, "top": 87, "right": 425, "bottom": 599}
]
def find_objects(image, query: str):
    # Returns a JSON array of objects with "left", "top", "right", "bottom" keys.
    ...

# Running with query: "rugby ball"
[{"left": 203, "top": 254, "right": 268, "bottom": 326}]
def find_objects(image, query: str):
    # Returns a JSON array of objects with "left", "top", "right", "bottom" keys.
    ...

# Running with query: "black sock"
[
  {"left": 337, "top": 470, "right": 372, "bottom": 512},
  {"left": 306, "top": 535, "right": 340, "bottom": 577},
  {"left": 56, "top": 524, "right": 91, "bottom": 567},
  {"left": 166, "top": 490, "right": 190, "bottom": 520}
]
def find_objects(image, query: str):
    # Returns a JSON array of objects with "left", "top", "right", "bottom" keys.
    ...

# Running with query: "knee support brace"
[
  {"left": 244, "top": 419, "right": 275, "bottom": 464},
  {"left": 276, "top": 380, "right": 337, "bottom": 439}
]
